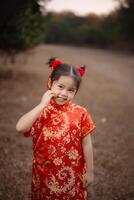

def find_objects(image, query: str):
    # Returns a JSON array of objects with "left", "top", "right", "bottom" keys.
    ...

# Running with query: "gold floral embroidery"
[
  {"left": 60, "top": 146, "right": 66, "bottom": 153},
  {"left": 46, "top": 166, "right": 75, "bottom": 194},
  {"left": 52, "top": 117, "right": 61, "bottom": 125},
  {"left": 68, "top": 187, "right": 76, "bottom": 197},
  {"left": 74, "top": 119, "right": 80, "bottom": 129},
  {"left": 63, "top": 134, "right": 70, "bottom": 143},
  {"left": 48, "top": 145, "right": 56, "bottom": 154},
  {"left": 68, "top": 147, "right": 79, "bottom": 160},
  {"left": 43, "top": 113, "right": 69, "bottom": 139},
  {"left": 53, "top": 157, "right": 62, "bottom": 165}
]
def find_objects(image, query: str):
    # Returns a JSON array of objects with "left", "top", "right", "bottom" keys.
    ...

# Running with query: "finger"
[
  {"left": 46, "top": 90, "right": 54, "bottom": 94},
  {"left": 83, "top": 179, "right": 88, "bottom": 187},
  {"left": 85, "top": 180, "right": 91, "bottom": 187},
  {"left": 49, "top": 93, "right": 56, "bottom": 99},
  {"left": 46, "top": 90, "right": 54, "bottom": 95},
  {"left": 50, "top": 92, "right": 56, "bottom": 97},
  {"left": 48, "top": 90, "right": 56, "bottom": 96},
  {"left": 85, "top": 181, "right": 89, "bottom": 187}
]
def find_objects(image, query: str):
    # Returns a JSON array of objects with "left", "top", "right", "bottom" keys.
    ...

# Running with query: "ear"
[{"left": 47, "top": 78, "right": 52, "bottom": 89}]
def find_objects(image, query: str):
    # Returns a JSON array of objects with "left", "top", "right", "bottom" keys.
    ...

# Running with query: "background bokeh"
[
  {"left": 0, "top": 0, "right": 134, "bottom": 50},
  {"left": 0, "top": 0, "right": 134, "bottom": 199}
]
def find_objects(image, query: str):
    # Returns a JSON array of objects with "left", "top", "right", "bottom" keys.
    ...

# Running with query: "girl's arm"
[
  {"left": 82, "top": 134, "right": 94, "bottom": 186},
  {"left": 16, "top": 90, "right": 55, "bottom": 133}
]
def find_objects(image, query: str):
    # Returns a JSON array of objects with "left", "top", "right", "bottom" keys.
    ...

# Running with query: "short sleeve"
[
  {"left": 23, "top": 111, "right": 45, "bottom": 137},
  {"left": 81, "top": 110, "right": 96, "bottom": 138}
]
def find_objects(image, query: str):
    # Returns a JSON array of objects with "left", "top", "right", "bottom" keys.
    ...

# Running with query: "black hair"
[{"left": 47, "top": 58, "right": 82, "bottom": 91}]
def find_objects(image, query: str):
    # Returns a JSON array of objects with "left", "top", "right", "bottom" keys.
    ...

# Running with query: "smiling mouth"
[{"left": 57, "top": 97, "right": 67, "bottom": 101}]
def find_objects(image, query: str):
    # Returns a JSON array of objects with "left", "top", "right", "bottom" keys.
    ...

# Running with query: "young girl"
[{"left": 16, "top": 58, "right": 96, "bottom": 200}]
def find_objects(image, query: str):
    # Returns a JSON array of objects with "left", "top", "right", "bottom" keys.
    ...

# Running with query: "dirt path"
[{"left": 0, "top": 44, "right": 134, "bottom": 200}]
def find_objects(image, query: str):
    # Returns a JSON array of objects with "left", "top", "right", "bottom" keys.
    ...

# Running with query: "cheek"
[
  {"left": 69, "top": 93, "right": 75, "bottom": 99},
  {"left": 51, "top": 86, "right": 59, "bottom": 94}
]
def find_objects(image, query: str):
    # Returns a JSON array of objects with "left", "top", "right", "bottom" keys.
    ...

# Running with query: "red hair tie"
[
  {"left": 50, "top": 60, "right": 62, "bottom": 70},
  {"left": 46, "top": 59, "right": 62, "bottom": 89},
  {"left": 76, "top": 66, "right": 86, "bottom": 77}
]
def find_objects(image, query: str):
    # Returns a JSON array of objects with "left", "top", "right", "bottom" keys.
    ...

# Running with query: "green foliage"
[
  {"left": 117, "top": 0, "right": 134, "bottom": 42},
  {"left": 16, "top": 9, "right": 46, "bottom": 49},
  {"left": 0, "top": 0, "right": 47, "bottom": 49},
  {"left": 1, "top": 10, "right": 45, "bottom": 49},
  {"left": 44, "top": 12, "right": 119, "bottom": 47},
  {"left": 0, "top": 0, "right": 133, "bottom": 50},
  {"left": 44, "top": 3, "right": 133, "bottom": 49},
  {"left": 44, "top": 12, "right": 88, "bottom": 44}
]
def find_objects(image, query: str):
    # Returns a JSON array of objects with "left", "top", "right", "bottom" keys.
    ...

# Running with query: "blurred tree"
[
  {"left": 0, "top": 1, "right": 27, "bottom": 30},
  {"left": 116, "top": 0, "right": 134, "bottom": 42},
  {"left": 86, "top": 14, "right": 101, "bottom": 28},
  {"left": 45, "top": 12, "right": 88, "bottom": 44},
  {"left": 0, "top": 0, "right": 50, "bottom": 49},
  {"left": 99, "top": 14, "right": 119, "bottom": 46}
]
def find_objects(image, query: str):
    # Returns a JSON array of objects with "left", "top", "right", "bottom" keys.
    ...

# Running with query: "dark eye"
[
  {"left": 58, "top": 85, "right": 63, "bottom": 89},
  {"left": 69, "top": 89, "right": 75, "bottom": 93}
]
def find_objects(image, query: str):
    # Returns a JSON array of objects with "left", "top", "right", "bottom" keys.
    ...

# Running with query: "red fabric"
[
  {"left": 50, "top": 60, "right": 62, "bottom": 70},
  {"left": 24, "top": 99, "right": 96, "bottom": 200},
  {"left": 76, "top": 66, "right": 85, "bottom": 77}
]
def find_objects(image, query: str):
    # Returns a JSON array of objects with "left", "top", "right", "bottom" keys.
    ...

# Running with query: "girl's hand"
[
  {"left": 83, "top": 172, "right": 94, "bottom": 188},
  {"left": 40, "top": 90, "right": 56, "bottom": 108}
]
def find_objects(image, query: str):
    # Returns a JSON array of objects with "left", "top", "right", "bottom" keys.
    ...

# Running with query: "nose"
[{"left": 61, "top": 89, "right": 67, "bottom": 97}]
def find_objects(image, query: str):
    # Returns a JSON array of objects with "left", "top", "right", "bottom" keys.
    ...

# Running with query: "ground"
[{"left": 0, "top": 44, "right": 134, "bottom": 200}]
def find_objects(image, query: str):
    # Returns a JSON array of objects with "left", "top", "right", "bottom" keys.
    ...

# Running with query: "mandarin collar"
[{"left": 49, "top": 98, "right": 71, "bottom": 112}]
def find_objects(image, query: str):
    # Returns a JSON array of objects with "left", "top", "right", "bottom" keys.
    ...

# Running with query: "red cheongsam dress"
[{"left": 24, "top": 99, "right": 96, "bottom": 200}]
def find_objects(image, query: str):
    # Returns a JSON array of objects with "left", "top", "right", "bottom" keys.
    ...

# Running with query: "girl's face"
[{"left": 51, "top": 75, "right": 77, "bottom": 105}]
